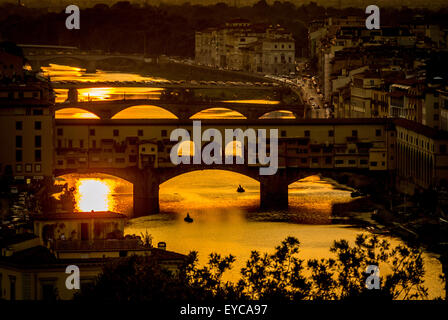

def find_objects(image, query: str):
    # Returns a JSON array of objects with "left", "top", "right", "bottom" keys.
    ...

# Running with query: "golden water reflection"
[
  {"left": 58, "top": 172, "right": 443, "bottom": 299},
  {"left": 41, "top": 63, "right": 168, "bottom": 82}
]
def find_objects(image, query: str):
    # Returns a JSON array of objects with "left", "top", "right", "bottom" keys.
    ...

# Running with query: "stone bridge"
[
  {"left": 25, "top": 53, "right": 145, "bottom": 73},
  {"left": 55, "top": 99, "right": 305, "bottom": 120},
  {"left": 53, "top": 165, "right": 391, "bottom": 218}
]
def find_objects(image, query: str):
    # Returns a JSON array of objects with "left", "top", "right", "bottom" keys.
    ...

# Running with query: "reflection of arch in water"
[
  {"left": 259, "top": 110, "right": 297, "bottom": 119},
  {"left": 190, "top": 107, "right": 246, "bottom": 119},
  {"left": 160, "top": 168, "right": 261, "bottom": 186},
  {"left": 112, "top": 105, "right": 178, "bottom": 119},
  {"left": 55, "top": 107, "right": 100, "bottom": 119}
]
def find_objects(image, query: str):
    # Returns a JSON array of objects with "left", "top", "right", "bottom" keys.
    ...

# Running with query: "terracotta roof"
[{"left": 394, "top": 118, "right": 448, "bottom": 140}]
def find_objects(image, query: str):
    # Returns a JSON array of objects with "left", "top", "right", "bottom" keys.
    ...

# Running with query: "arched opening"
[
  {"left": 190, "top": 107, "right": 246, "bottom": 119},
  {"left": 225, "top": 140, "right": 243, "bottom": 161},
  {"left": 259, "top": 110, "right": 296, "bottom": 119},
  {"left": 176, "top": 140, "right": 196, "bottom": 157},
  {"left": 55, "top": 108, "right": 100, "bottom": 119},
  {"left": 54, "top": 173, "right": 132, "bottom": 214},
  {"left": 112, "top": 105, "right": 178, "bottom": 119}
]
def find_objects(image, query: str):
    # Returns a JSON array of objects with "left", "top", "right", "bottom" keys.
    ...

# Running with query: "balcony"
[{"left": 52, "top": 239, "right": 143, "bottom": 252}]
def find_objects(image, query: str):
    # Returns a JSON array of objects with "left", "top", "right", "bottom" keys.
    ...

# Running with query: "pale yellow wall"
[
  {"left": 34, "top": 218, "right": 125, "bottom": 243},
  {"left": 0, "top": 106, "right": 54, "bottom": 177},
  {"left": 0, "top": 265, "right": 101, "bottom": 300}
]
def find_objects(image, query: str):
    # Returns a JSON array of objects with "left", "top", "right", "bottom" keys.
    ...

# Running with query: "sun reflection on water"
[{"left": 76, "top": 179, "right": 113, "bottom": 212}]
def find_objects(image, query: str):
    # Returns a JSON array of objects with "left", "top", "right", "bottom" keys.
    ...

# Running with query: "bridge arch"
[
  {"left": 54, "top": 168, "right": 138, "bottom": 184},
  {"left": 39, "top": 56, "right": 87, "bottom": 66},
  {"left": 190, "top": 107, "right": 246, "bottom": 119},
  {"left": 111, "top": 105, "right": 179, "bottom": 119},
  {"left": 55, "top": 107, "right": 101, "bottom": 119},
  {"left": 259, "top": 109, "right": 297, "bottom": 119}
]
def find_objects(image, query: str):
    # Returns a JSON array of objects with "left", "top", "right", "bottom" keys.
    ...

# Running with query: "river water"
[{"left": 46, "top": 64, "right": 444, "bottom": 299}]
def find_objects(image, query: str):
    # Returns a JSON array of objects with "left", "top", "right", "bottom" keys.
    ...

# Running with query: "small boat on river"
[
  {"left": 184, "top": 213, "right": 193, "bottom": 223},
  {"left": 237, "top": 185, "right": 245, "bottom": 193}
]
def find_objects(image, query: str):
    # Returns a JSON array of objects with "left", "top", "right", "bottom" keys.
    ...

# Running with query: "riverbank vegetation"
[{"left": 76, "top": 234, "right": 444, "bottom": 301}]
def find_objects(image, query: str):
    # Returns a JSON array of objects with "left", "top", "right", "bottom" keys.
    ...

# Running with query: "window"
[
  {"left": 68, "top": 140, "right": 72, "bottom": 148},
  {"left": 335, "top": 160, "right": 344, "bottom": 164},
  {"left": 434, "top": 102, "right": 439, "bottom": 109},
  {"left": 116, "top": 158, "right": 125, "bottom": 163},
  {"left": 304, "top": 130, "right": 310, "bottom": 137},
  {"left": 328, "top": 130, "right": 334, "bottom": 137},
  {"left": 352, "top": 130, "right": 358, "bottom": 137},
  {"left": 161, "top": 130, "right": 167, "bottom": 137},
  {"left": 57, "top": 160, "right": 63, "bottom": 166},
  {"left": 57, "top": 140, "right": 62, "bottom": 148},
  {"left": 92, "top": 140, "right": 96, "bottom": 148},
  {"left": 138, "top": 129, "right": 143, "bottom": 137},
  {"left": 281, "top": 130, "right": 286, "bottom": 137},
  {"left": 57, "top": 128, "right": 63, "bottom": 136},
  {"left": 370, "top": 161, "right": 377, "bottom": 166},
  {"left": 349, "top": 160, "right": 356, "bottom": 165},
  {"left": 32, "top": 109, "right": 43, "bottom": 115},
  {"left": 325, "top": 157, "right": 332, "bottom": 164},
  {"left": 113, "top": 129, "right": 119, "bottom": 137},
  {"left": 312, "top": 157, "right": 318, "bottom": 163},
  {"left": 129, "top": 155, "right": 137, "bottom": 162},
  {"left": 360, "top": 159, "right": 368, "bottom": 165},
  {"left": 440, "top": 144, "right": 447, "bottom": 154},
  {"left": 434, "top": 114, "right": 439, "bottom": 121},
  {"left": 25, "top": 164, "right": 32, "bottom": 173},
  {"left": 89, "top": 129, "right": 95, "bottom": 136},
  {"left": 35, "top": 121, "right": 41, "bottom": 130},
  {"left": 41, "top": 281, "right": 57, "bottom": 301},
  {"left": 16, "top": 136, "right": 22, "bottom": 148},
  {"left": 16, "top": 150, "right": 22, "bottom": 162},
  {"left": 35, "top": 136, "right": 41, "bottom": 148},
  {"left": 0, "top": 273, "right": 2, "bottom": 298},
  {"left": 80, "top": 140, "right": 84, "bottom": 148},
  {"left": 16, "top": 164, "right": 22, "bottom": 172},
  {"left": 35, "top": 150, "right": 41, "bottom": 162},
  {"left": 300, "top": 158, "right": 307, "bottom": 164},
  {"left": 9, "top": 276, "right": 16, "bottom": 301},
  {"left": 376, "top": 129, "right": 381, "bottom": 137},
  {"left": 16, "top": 121, "right": 22, "bottom": 130},
  {"left": 35, "top": 164, "right": 41, "bottom": 172}
]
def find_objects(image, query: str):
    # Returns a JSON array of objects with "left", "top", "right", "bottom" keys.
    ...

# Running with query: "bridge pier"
[
  {"left": 133, "top": 168, "right": 160, "bottom": 217},
  {"left": 29, "top": 60, "right": 42, "bottom": 72},
  {"left": 85, "top": 60, "right": 97, "bottom": 73},
  {"left": 67, "top": 88, "right": 78, "bottom": 103},
  {"left": 259, "top": 174, "right": 289, "bottom": 210}
]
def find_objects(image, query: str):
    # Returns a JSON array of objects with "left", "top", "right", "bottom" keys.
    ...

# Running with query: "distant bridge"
[
  {"left": 55, "top": 99, "right": 304, "bottom": 120},
  {"left": 20, "top": 44, "right": 146, "bottom": 73},
  {"left": 51, "top": 80, "right": 277, "bottom": 90}
]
